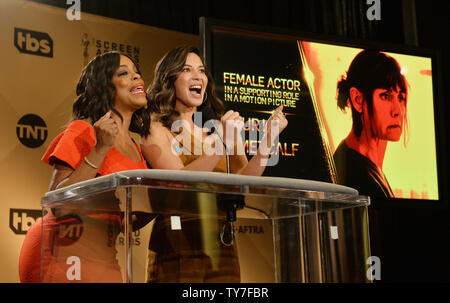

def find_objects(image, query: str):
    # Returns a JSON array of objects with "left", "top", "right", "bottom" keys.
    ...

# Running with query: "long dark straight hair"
[{"left": 72, "top": 51, "right": 150, "bottom": 137}]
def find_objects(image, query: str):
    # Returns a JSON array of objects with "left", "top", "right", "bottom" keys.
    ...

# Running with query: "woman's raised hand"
[
  {"left": 93, "top": 111, "right": 119, "bottom": 153},
  {"left": 220, "top": 110, "right": 245, "bottom": 150},
  {"left": 264, "top": 105, "right": 288, "bottom": 145}
]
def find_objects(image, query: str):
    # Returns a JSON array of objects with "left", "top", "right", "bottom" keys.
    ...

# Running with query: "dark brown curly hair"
[
  {"left": 72, "top": 51, "right": 150, "bottom": 137},
  {"left": 146, "top": 45, "right": 225, "bottom": 130}
]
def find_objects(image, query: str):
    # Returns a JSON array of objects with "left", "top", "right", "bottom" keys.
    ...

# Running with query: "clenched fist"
[
  {"left": 262, "top": 105, "right": 288, "bottom": 150},
  {"left": 93, "top": 111, "right": 119, "bottom": 154},
  {"left": 220, "top": 109, "right": 245, "bottom": 151}
]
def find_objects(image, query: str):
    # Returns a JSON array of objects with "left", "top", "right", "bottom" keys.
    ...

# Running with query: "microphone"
[
  {"left": 193, "top": 106, "right": 230, "bottom": 173},
  {"left": 193, "top": 106, "right": 216, "bottom": 129},
  {"left": 193, "top": 106, "right": 244, "bottom": 246}
]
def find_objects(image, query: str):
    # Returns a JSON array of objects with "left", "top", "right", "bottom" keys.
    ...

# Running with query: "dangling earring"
[{"left": 203, "top": 91, "right": 208, "bottom": 104}]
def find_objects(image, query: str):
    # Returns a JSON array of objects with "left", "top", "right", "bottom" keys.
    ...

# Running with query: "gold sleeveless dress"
[{"left": 146, "top": 131, "right": 241, "bottom": 282}]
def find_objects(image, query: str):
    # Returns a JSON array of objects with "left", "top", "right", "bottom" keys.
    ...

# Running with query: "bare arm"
[
  {"left": 235, "top": 105, "right": 288, "bottom": 176},
  {"left": 49, "top": 112, "right": 118, "bottom": 190},
  {"left": 49, "top": 146, "right": 110, "bottom": 190},
  {"left": 141, "top": 106, "right": 287, "bottom": 176},
  {"left": 140, "top": 122, "right": 225, "bottom": 171}
]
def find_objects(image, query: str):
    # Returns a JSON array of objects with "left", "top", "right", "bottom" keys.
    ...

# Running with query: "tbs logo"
[
  {"left": 14, "top": 28, "right": 53, "bottom": 58},
  {"left": 10, "top": 209, "right": 43, "bottom": 235}
]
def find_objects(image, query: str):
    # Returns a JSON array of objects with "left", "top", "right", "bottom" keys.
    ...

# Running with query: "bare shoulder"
[
  {"left": 142, "top": 121, "right": 172, "bottom": 144},
  {"left": 140, "top": 120, "right": 184, "bottom": 169}
]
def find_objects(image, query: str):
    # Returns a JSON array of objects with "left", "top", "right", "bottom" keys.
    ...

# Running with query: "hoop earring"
[{"left": 203, "top": 91, "right": 208, "bottom": 104}]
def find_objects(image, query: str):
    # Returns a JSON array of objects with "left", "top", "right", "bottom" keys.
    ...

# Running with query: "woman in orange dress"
[{"left": 19, "top": 51, "right": 150, "bottom": 283}]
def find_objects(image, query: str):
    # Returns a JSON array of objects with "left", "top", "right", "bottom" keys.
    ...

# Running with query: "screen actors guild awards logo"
[
  {"left": 81, "top": 33, "right": 91, "bottom": 66},
  {"left": 95, "top": 39, "right": 140, "bottom": 65}
]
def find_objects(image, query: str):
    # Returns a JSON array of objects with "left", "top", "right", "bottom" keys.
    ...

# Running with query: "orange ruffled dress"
[{"left": 19, "top": 120, "right": 147, "bottom": 283}]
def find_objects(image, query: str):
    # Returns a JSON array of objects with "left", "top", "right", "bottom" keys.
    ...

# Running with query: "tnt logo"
[
  {"left": 55, "top": 214, "right": 84, "bottom": 246},
  {"left": 14, "top": 27, "right": 53, "bottom": 58},
  {"left": 10, "top": 209, "right": 42, "bottom": 235},
  {"left": 16, "top": 114, "right": 48, "bottom": 148}
]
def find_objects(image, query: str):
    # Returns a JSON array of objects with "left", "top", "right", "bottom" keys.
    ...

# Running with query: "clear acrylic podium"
[{"left": 40, "top": 169, "right": 371, "bottom": 283}]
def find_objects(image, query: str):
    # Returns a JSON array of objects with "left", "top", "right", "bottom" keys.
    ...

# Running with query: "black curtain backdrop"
[
  {"left": 29, "top": 0, "right": 450, "bottom": 283},
  {"left": 32, "top": 0, "right": 404, "bottom": 41}
]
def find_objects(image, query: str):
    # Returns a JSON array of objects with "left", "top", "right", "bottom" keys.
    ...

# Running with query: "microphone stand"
[
  {"left": 195, "top": 107, "right": 243, "bottom": 246},
  {"left": 216, "top": 129, "right": 244, "bottom": 246}
]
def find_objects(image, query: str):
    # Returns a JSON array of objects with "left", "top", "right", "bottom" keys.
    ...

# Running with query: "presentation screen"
[{"left": 201, "top": 18, "right": 440, "bottom": 201}]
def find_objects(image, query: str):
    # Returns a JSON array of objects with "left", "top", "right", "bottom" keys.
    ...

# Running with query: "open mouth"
[
  {"left": 189, "top": 85, "right": 202, "bottom": 97},
  {"left": 130, "top": 84, "right": 146, "bottom": 95}
]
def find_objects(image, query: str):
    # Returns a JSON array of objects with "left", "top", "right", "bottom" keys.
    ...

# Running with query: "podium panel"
[{"left": 41, "top": 170, "right": 371, "bottom": 283}]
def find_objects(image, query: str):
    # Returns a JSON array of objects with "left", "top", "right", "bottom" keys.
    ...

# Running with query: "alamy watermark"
[
  {"left": 66, "top": 0, "right": 81, "bottom": 21},
  {"left": 367, "top": 0, "right": 381, "bottom": 21},
  {"left": 366, "top": 255, "right": 381, "bottom": 281},
  {"left": 170, "top": 113, "right": 281, "bottom": 166}
]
